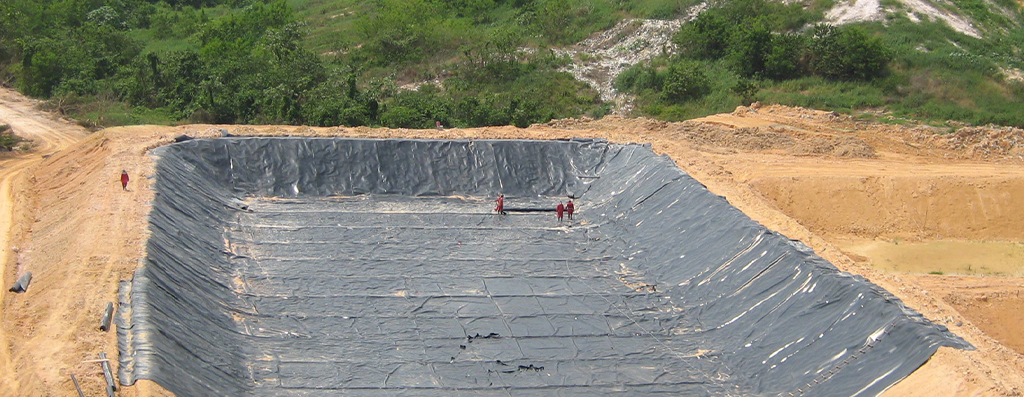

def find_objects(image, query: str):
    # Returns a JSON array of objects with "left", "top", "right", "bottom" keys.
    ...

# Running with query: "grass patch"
[
  {"left": 127, "top": 29, "right": 196, "bottom": 54},
  {"left": 757, "top": 77, "right": 887, "bottom": 110},
  {"left": 620, "top": 0, "right": 706, "bottom": 19},
  {"left": 289, "top": 0, "right": 373, "bottom": 54},
  {"left": 62, "top": 97, "right": 178, "bottom": 129}
]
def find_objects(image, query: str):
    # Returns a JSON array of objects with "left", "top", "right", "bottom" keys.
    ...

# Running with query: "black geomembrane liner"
[{"left": 118, "top": 138, "right": 969, "bottom": 396}]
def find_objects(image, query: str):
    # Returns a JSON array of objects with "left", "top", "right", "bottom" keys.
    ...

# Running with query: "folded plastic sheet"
[{"left": 118, "top": 138, "right": 970, "bottom": 396}]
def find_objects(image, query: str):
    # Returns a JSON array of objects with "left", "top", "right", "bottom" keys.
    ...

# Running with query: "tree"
[
  {"left": 196, "top": 0, "right": 292, "bottom": 57},
  {"left": 675, "top": 12, "right": 732, "bottom": 59},
  {"left": 764, "top": 32, "right": 805, "bottom": 80},
  {"left": 808, "top": 24, "right": 889, "bottom": 81},
  {"left": 726, "top": 20, "right": 773, "bottom": 77},
  {"left": 732, "top": 79, "right": 758, "bottom": 104},
  {"left": 86, "top": 6, "right": 124, "bottom": 29},
  {"left": 16, "top": 21, "right": 141, "bottom": 97},
  {"left": 662, "top": 60, "right": 711, "bottom": 102},
  {"left": 380, "top": 105, "right": 424, "bottom": 128},
  {"left": 114, "top": 54, "right": 159, "bottom": 107},
  {"left": 302, "top": 78, "right": 374, "bottom": 127},
  {"left": 379, "top": 84, "right": 452, "bottom": 128},
  {"left": 149, "top": 4, "right": 205, "bottom": 39},
  {"left": 158, "top": 50, "right": 207, "bottom": 118},
  {"left": 451, "top": 96, "right": 507, "bottom": 127},
  {"left": 356, "top": 0, "right": 442, "bottom": 64}
]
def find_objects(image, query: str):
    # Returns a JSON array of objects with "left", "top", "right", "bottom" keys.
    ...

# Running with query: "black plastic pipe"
[
  {"left": 100, "top": 302, "right": 114, "bottom": 331},
  {"left": 502, "top": 207, "right": 557, "bottom": 212},
  {"left": 100, "top": 352, "right": 116, "bottom": 396}
]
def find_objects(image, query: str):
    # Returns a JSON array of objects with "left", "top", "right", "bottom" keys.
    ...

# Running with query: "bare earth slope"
[
  {"left": 1, "top": 90, "right": 1023, "bottom": 396},
  {"left": 0, "top": 87, "right": 88, "bottom": 396}
]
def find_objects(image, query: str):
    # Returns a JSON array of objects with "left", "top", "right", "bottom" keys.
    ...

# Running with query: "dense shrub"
[
  {"left": 615, "top": 64, "right": 663, "bottom": 92},
  {"left": 0, "top": 124, "right": 24, "bottom": 151},
  {"left": 356, "top": 0, "right": 444, "bottom": 65},
  {"left": 529, "top": 0, "right": 617, "bottom": 45},
  {"left": 662, "top": 60, "right": 711, "bottom": 102},
  {"left": 807, "top": 24, "right": 889, "bottom": 81},
  {"left": 17, "top": 24, "right": 142, "bottom": 97},
  {"left": 149, "top": 4, "right": 207, "bottom": 39},
  {"left": 726, "top": 20, "right": 773, "bottom": 78},
  {"left": 675, "top": 12, "right": 733, "bottom": 59},
  {"left": 764, "top": 33, "right": 806, "bottom": 80}
]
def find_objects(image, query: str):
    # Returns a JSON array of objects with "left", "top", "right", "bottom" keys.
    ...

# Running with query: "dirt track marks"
[{"left": 0, "top": 87, "right": 87, "bottom": 395}]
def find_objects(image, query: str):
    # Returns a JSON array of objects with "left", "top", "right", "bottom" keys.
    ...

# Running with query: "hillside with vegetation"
[{"left": 0, "top": 0, "right": 1021, "bottom": 129}]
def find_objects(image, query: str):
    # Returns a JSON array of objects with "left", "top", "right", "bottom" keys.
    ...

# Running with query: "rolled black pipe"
[
  {"left": 8, "top": 272, "right": 32, "bottom": 293},
  {"left": 502, "top": 207, "right": 557, "bottom": 212},
  {"left": 100, "top": 302, "right": 114, "bottom": 331}
]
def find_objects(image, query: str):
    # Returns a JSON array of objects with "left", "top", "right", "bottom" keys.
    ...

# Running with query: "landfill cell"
[{"left": 118, "top": 138, "right": 969, "bottom": 396}]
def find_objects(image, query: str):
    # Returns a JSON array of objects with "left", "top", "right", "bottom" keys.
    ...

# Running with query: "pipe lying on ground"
[
  {"left": 501, "top": 207, "right": 557, "bottom": 212},
  {"left": 99, "top": 352, "right": 116, "bottom": 397},
  {"left": 100, "top": 302, "right": 114, "bottom": 331},
  {"left": 70, "top": 374, "right": 85, "bottom": 397},
  {"left": 8, "top": 272, "right": 32, "bottom": 293}
]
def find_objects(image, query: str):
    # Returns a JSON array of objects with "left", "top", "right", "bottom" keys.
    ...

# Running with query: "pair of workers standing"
[
  {"left": 494, "top": 194, "right": 575, "bottom": 222},
  {"left": 556, "top": 200, "right": 574, "bottom": 222}
]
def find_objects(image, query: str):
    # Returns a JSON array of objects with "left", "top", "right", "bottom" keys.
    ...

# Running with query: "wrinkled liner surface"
[{"left": 118, "top": 138, "right": 970, "bottom": 397}]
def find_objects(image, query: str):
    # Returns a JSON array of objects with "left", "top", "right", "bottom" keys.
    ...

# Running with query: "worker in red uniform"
[
  {"left": 120, "top": 170, "right": 129, "bottom": 190},
  {"left": 494, "top": 194, "right": 505, "bottom": 215},
  {"left": 556, "top": 202, "right": 564, "bottom": 222},
  {"left": 566, "top": 199, "right": 574, "bottom": 220}
]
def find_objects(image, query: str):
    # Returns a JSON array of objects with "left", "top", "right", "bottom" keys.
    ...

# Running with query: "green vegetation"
[
  {"left": 0, "top": 0, "right": 1021, "bottom": 128},
  {"left": 0, "top": 124, "right": 26, "bottom": 151},
  {"left": 615, "top": 0, "right": 1022, "bottom": 125},
  {"left": 616, "top": 0, "right": 893, "bottom": 120},
  {"left": 0, "top": 0, "right": 609, "bottom": 127}
]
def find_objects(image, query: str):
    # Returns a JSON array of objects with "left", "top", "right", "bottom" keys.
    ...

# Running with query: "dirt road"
[
  {"left": 0, "top": 87, "right": 87, "bottom": 395},
  {"left": 1, "top": 92, "right": 1022, "bottom": 396}
]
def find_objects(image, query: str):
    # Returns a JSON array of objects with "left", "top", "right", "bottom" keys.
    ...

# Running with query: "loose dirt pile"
[
  {"left": 909, "top": 126, "right": 1024, "bottom": 159},
  {"left": 2, "top": 87, "right": 1023, "bottom": 396}
]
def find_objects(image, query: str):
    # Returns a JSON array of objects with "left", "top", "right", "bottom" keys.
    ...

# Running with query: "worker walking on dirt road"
[
  {"left": 121, "top": 170, "right": 129, "bottom": 190},
  {"left": 556, "top": 202, "right": 564, "bottom": 222},
  {"left": 566, "top": 199, "right": 574, "bottom": 220}
]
